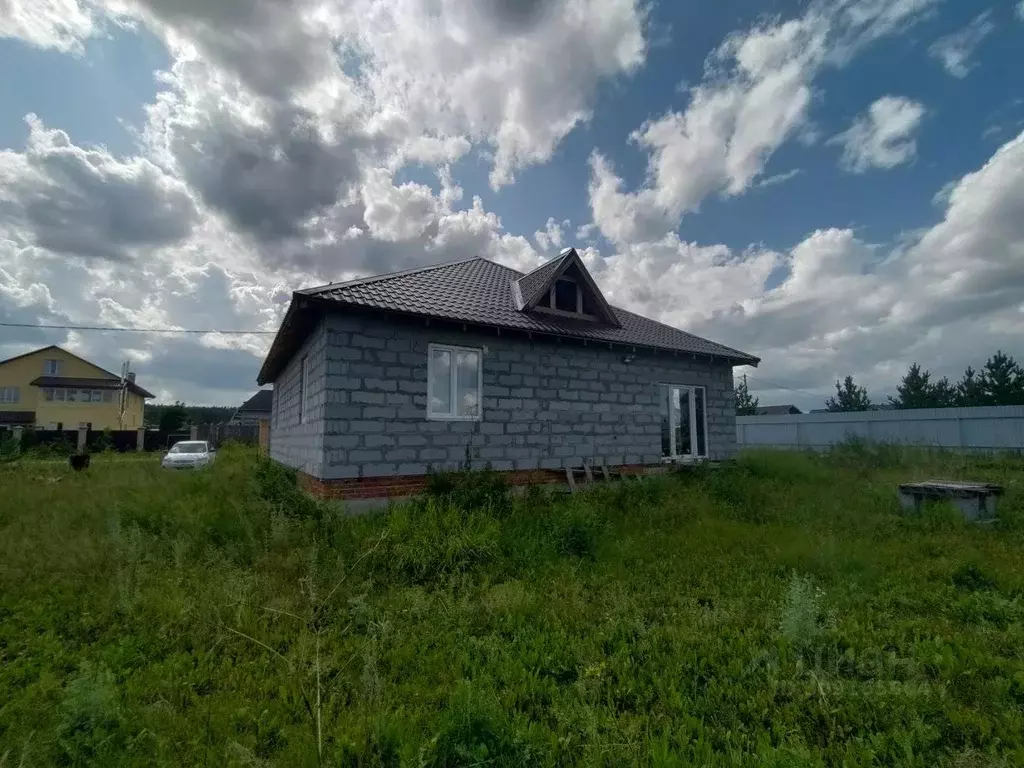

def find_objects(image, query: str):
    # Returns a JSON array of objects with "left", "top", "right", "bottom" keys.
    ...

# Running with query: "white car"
[{"left": 161, "top": 440, "right": 216, "bottom": 469}]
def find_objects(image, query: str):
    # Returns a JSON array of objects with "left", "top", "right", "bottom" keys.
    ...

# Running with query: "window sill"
[{"left": 427, "top": 413, "right": 482, "bottom": 422}]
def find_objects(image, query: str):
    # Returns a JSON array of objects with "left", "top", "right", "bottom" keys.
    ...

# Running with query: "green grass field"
[{"left": 1, "top": 446, "right": 1023, "bottom": 767}]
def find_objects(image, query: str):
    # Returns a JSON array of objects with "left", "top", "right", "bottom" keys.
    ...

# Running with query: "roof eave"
[
  {"left": 257, "top": 293, "right": 323, "bottom": 385},
  {"left": 297, "top": 298, "right": 759, "bottom": 366}
]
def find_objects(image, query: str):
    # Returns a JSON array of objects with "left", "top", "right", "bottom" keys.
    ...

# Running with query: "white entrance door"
[{"left": 659, "top": 384, "right": 708, "bottom": 459}]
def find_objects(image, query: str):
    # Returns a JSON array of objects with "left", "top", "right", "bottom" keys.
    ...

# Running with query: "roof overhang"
[
  {"left": 257, "top": 293, "right": 326, "bottom": 385},
  {"left": 257, "top": 295, "right": 757, "bottom": 382}
]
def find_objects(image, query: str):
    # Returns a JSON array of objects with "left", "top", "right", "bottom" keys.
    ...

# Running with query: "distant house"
[
  {"left": 257, "top": 247, "right": 760, "bottom": 500},
  {"left": 230, "top": 390, "right": 273, "bottom": 426},
  {"left": 0, "top": 345, "right": 153, "bottom": 430},
  {"left": 755, "top": 404, "right": 802, "bottom": 415}
]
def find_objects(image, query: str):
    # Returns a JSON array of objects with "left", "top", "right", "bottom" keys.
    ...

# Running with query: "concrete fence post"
[
  {"left": 137, "top": 428, "right": 145, "bottom": 452},
  {"left": 190, "top": 425, "right": 198, "bottom": 440},
  {"left": 12, "top": 426, "right": 23, "bottom": 452},
  {"left": 77, "top": 426, "right": 87, "bottom": 452}
]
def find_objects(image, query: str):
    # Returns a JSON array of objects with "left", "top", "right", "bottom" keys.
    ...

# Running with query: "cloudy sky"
[{"left": 1, "top": 0, "right": 1022, "bottom": 409}]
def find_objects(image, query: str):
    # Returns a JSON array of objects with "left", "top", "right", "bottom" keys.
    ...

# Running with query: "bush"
[
  {"left": 90, "top": 428, "right": 115, "bottom": 453},
  {"left": 252, "top": 457, "right": 323, "bottom": 519},
  {"left": 0, "top": 434, "right": 19, "bottom": 463}
]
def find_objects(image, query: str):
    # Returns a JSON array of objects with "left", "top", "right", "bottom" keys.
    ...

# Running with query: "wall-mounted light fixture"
[{"left": 623, "top": 353, "right": 636, "bottom": 364}]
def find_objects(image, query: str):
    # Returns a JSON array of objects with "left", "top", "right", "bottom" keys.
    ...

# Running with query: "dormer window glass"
[{"left": 552, "top": 278, "right": 579, "bottom": 313}]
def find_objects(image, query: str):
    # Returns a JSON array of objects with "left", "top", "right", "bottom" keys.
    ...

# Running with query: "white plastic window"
[{"left": 428, "top": 344, "right": 482, "bottom": 420}]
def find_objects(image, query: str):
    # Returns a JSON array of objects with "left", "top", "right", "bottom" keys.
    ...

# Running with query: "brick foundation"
[{"left": 298, "top": 464, "right": 654, "bottom": 501}]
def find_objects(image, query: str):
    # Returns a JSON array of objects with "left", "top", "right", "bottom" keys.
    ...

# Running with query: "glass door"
[
  {"left": 674, "top": 387, "right": 691, "bottom": 457},
  {"left": 659, "top": 384, "right": 708, "bottom": 459}
]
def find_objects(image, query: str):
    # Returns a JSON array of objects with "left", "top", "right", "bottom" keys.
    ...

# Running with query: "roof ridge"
[
  {"left": 517, "top": 252, "right": 567, "bottom": 280},
  {"left": 301, "top": 256, "right": 486, "bottom": 296}
]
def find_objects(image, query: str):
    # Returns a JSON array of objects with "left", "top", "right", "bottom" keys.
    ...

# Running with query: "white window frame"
[
  {"left": 299, "top": 355, "right": 310, "bottom": 424},
  {"left": 660, "top": 384, "right": 709, "bottom": 460},
  {"left": 0, "top": 386, "right": 19, "bottom": 404},
  {"left": 427, "top": 343, "right": 483, "bottom": 421},
  {"left": 43, "top": 359, "right": 61, "bottom": 375}
]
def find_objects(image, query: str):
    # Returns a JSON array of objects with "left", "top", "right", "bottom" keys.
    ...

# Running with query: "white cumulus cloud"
[
  {"left": 0, "top": 0, "right": 96, "bottom": 52},
  {"left": 586, "top": 0, "right": 940, "bottom": 245},
  {"left": 830, "top": 96, "right": 925, "bottom": 173}
]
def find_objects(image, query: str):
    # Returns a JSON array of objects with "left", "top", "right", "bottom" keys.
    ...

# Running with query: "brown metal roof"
[
  {"left": 515, "top": 256, "right": 565, "bottom": 307},
  {"left": 238, "top": 389, "right": 273, "bottom": 412},
  {"left": 259, "top": 254, "right": 759, "bottom": 383}
]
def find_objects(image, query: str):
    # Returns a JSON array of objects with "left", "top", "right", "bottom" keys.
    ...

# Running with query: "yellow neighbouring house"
[{"left": 0, "top": 345, "right": 154, "bottom": 431}]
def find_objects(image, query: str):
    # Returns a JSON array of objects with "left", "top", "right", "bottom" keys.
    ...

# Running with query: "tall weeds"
[{"left": 1, "top": 447, "right": 1023, "bottom": 765}]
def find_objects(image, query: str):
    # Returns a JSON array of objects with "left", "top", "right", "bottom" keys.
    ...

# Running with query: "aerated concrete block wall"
[
  {"left": 270, "top": 311, "right": 738, "bottom": 480},
  {"left": 268, "top": 320, "right": 328, "bottom": 477}
]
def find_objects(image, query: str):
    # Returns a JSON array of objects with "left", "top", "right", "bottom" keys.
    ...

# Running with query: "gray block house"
[{"left": 257, "top": 248, "right": 759, "bottom": 499}]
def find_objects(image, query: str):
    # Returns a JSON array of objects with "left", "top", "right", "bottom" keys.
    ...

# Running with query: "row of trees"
[
  {"left": 829, "top": 351, "right": 1024, "bottom": 411},
  {"left": 736, "top": 351, "right": 1024, "bottom": 414},
  {"left": 145, "top": 402, "right": 236, "bottom": 431}
]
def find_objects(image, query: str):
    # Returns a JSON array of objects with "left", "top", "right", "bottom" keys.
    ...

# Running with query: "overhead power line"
[{"left": 0, "top": 322, "right": 275, "bottom": 335}]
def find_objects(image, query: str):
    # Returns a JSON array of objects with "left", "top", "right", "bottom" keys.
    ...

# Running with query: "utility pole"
[{"left": 118, "top": 360, "right": 129, "bottom": 430}]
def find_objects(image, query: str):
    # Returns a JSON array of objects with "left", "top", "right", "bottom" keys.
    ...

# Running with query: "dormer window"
[
  {"left": 513, "top": 246, "right": 621, "bottom": 327},
  {"left": 552, "top": 277, "right": 580, "bottom": 313}
]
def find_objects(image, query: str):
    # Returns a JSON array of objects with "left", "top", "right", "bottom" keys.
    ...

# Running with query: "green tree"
[
  {"left": 931, "top": 376, "right": 956, "bottom": 407},
  {"left": 158, "top": 402, "right": 189, "bottom": 432},
  {"left": 979, "top": 351, "right": 1024, "bottom": 406},
  {"left": 735, "top": 374, "right": 760, "bottom": 416},
  {"left": 826, "top": 375, "right": 872, "bottom": 412},
  {"left": 888, "top": 363, "right": 957, "bottom": 409},
  {"left": 956, "top": 366, "right": 985, "bottom": 406}
]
